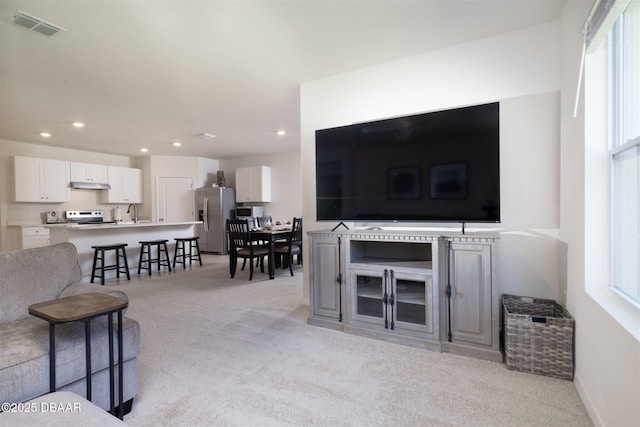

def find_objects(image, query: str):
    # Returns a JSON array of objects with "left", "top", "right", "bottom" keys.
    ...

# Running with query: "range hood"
[{"left": 70, "top": 182, "right": 111, "bottom": 190}]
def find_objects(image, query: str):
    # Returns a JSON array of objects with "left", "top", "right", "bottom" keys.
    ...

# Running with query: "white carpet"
[{"left": 106, "top": 255, "right": 592, "bottom": 426}]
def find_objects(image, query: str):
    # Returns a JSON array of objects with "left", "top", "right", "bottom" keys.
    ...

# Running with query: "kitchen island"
[{"left": 46, "top": 221, "right": 201, "bottom": 281}]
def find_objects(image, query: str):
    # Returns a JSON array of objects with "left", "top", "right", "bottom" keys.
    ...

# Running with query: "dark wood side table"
[{"left": 28, "top": 292, "right": 128, "bottom": 419}]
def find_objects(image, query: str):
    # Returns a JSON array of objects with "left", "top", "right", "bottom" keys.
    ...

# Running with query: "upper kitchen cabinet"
[
  {"left": 101, "top": 166, "right": 142, "bottom": 204},
  {"left": 12, "top": 156, "right": 70, "bottom": 203},
  {"left": 70, "top": 162, "right": 108, "bottom": 184},
  {"left": 235, "top": 166, "right": 271, "bottom": 203}
]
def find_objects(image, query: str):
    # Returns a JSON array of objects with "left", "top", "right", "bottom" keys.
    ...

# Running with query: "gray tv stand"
[{"left": 307, "top": 228, "right": 501, "bottom": 362}]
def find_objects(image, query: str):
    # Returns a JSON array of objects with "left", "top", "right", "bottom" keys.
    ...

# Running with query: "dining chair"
[
  {"left": 226, "top": 219, "right": 269, "bottom": 280},
  {"left": 252, "top": 215, "right": 275, "bottom": 266},
  {"left": 274, "top": 217, "right": 303, "bottom": 276}
]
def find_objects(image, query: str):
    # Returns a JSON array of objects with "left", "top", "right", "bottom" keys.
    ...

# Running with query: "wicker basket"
[{"left": 502, "top": 294, "right": 575, "bottom": 380}]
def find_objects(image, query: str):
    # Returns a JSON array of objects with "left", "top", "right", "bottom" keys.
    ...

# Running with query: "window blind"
[{"left": 584, "top": 0, "right": 632, "bottom": 50}]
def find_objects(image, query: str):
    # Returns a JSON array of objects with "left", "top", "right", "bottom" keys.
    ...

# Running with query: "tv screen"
[{"left": 315, "top": 102, "right": 500, "bottom": 223}]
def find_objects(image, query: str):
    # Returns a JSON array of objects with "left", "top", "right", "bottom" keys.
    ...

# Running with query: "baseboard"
[
  {"left": 573, "top": 371, "right": 602, "bottom": 427},
  {"left": 307, "top": 316, "right": 344, "bottom": 331},
  {"left": 441, "top": 341, "right": 503, "bottom": 363},
  {"left": 343, "top": 324, "right": 442, "bottom": 353}
]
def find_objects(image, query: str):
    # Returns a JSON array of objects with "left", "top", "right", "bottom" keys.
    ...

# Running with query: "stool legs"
[
  {"left": 91, "top": 249, "right": 100, "bottom": 284},
  {"left": 138, "top": 244, "right": 149, "bottom": 275},
  {"left": 90, "top": 245, "right": 130, "bottom": 285},
  {"left": 192, "top": 238, "right": 203, "bottom": 266},
  {"left": 173, "top": 240, "right": 184, "bottom": 269},
  {"left": 173, "top": 238, "right": 202, "bottom": 269},
  {"left": 138, "top": 241, "right": 172, "bottom": 275},
  {"left": 159, "top": 242, "right": 172, "bottom": 271},
  {"left": 119, "top": 247, "right": 130, "bottom": 280}
]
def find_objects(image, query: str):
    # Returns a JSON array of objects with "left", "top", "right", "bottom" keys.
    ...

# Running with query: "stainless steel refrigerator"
[{"left": 195, "top": 187, "right": 236, "bottom": 254}]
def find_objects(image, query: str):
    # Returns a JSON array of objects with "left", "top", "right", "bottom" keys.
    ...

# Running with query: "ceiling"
[{"left": 0, "top": 0, "right": 565, "bottom": 159}]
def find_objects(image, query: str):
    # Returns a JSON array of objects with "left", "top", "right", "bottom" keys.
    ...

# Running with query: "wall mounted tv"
[{"left": 315, "top": 102, "right": 500, "bottom": 223}]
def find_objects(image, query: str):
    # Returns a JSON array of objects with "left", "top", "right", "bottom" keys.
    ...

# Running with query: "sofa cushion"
[
  {"left": 0, "top": 243, "right": 82, "bottom": 323},
  {"left": 0, "top": 316, "right": 140, "bottom": 406}
]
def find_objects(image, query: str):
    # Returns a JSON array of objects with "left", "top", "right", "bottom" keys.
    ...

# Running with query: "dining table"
[{"left": 250, "top": 226, "right": 291, "bottom": 279}]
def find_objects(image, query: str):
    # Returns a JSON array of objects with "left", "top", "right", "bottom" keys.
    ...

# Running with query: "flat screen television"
[{"left": 315, "top": 102, "right": 500, "bottom": 223}]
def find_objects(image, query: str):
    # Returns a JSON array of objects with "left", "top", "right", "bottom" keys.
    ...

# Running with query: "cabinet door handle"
[
  {"left": 383, "top": 269, "right": 389, "bottom": 329},
  {"left": 446, "top": 240, "right": 453, "bottom": 342},
  {"left": 389, "top": 269, "right": 395, "bottom": 330}
]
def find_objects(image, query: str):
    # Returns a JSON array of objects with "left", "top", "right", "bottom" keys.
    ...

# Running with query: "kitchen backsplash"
[{"left": 5, "top": 189, "right": 137, "bottom": 225}]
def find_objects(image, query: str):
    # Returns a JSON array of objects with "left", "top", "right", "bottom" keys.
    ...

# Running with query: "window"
[
  {"left": 584, "top": 0, "right": 639, "bottom": 338},
  {"left": 609, "top": 0, "right": 639, "bottom": 304}
]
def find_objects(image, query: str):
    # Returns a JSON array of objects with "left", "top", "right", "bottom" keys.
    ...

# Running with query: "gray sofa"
[{"left": 0, "top": 243, "right": 141, "bottom": 413}]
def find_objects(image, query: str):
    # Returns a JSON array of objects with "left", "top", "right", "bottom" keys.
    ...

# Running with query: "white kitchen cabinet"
[
  {"left": 20, "top": 227, "right": 50, "bottom": 249},
  {"left": 13, "top": 156, "right": 70, "bottom": 203},
  {"left": 101, "top": 166, "right": 142, "bottom": 203},
  {"left": 70, "top": 162, "right": 108, "bottom": 183},
  {"left": 235, "top": 166, "right": 271, "bottom": 202}
]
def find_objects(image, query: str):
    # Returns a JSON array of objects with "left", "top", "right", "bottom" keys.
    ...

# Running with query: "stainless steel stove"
[{"left": 65, "top": 210, "right": 116, "bottom": 224}]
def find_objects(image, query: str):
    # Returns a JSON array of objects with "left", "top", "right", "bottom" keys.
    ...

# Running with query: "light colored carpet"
[{"left": 106, "top": 255, "right": 592, "bottom": 427}]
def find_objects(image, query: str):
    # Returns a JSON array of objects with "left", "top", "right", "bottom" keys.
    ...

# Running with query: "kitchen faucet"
[{"left": 126, "top": 204, "right": 138, "bottom": 223}]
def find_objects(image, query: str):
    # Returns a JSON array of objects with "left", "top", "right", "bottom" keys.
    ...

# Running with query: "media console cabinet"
[{"left": 307, "top": 229, "right": 501, "bottom": 362}]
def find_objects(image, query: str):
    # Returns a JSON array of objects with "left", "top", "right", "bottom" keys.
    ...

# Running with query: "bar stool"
[
  {"left": 173, "top": 237, "right": 202, "bottom": 269},
  {"left": 138, "top": 239, "right": 172, "bottom": 275},
  {"left": 90, "top": 243, "right": 130, "bottom": 285}
]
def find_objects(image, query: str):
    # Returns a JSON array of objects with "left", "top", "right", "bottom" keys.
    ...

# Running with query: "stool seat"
[
  {"left": 93, "top": 243, "right": 129, "bottom": 251},
  {"left": 138, "top": 239, "right": 172, "bottom": 275},
  {"left": 173, "top": 237, "right": 202, "bottom": 269},
  {"left": 91, "top": 243, "right": 130, "bottom": 285}
]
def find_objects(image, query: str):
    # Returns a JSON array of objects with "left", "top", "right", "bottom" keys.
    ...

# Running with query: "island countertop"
[
  {"left": 43, "top": 221, "right": 201, "bottom": 230},
  {"left": 46, "top": 221, "right": 203, "bottom": 280}
]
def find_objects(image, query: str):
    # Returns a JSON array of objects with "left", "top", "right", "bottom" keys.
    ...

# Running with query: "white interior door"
[{"left": 157, "top": 176, "right": 194, "bottom": 222}]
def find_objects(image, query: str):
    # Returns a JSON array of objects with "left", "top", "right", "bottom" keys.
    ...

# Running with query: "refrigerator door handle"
[{"left": 203, "top": 197, "right": 209, "bottom": 232}]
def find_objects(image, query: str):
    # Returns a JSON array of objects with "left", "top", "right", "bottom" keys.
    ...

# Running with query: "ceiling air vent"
[{"left": 11, "top": 10, "right": 67, "bottom": 36}]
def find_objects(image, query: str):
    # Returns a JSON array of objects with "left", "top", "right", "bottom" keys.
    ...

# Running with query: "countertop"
[
  {"left": 10, "top": 221, "right": 201, "bottom": 230},
  {"left": 53, "top": 221, "right": 201, "bottom": 230}
]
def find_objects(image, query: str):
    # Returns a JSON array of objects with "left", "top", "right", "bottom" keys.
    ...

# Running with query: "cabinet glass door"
[
  {"left": 393, "top": 272, "right": 433, "bottom": 335},
  {"left": 355, "top": 273, "right": 384, "bottom": 320},
  {"left": 395, "top": 278, "right": 426, "bottom": 325}
]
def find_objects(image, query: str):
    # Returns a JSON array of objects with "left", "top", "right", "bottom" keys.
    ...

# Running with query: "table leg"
[
  {"left": 85, "top": 319, "right": 92, "bottom": 401},
  {"left": 108, "top": 312, "right": 115, "bottom": 414},
  {"left": 268, "top": 239, "right": 276, "bottom": 279},
  {"left": 118, "top": 309, "right": 124, "bottom": 420},
  {"left": 49, "top": 323, "right": 56, "bottom": 393}
]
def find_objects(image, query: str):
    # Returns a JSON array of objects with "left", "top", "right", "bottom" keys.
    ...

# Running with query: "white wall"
[
  {"left": 560, "top": 2, "right": 640, "bottom": 427},
  {"left": 220, "top": 151, "right": 302, "bottom": 224}
]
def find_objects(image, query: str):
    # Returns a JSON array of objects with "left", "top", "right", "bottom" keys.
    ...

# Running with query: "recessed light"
[
  {"left": 140, "top": 148, "right": 149, "bottom": 153},
  {"left": 198, "top": 133, "right": 216, "bottom": 139},
  {"left": 40, "top": 132, "right": 51, "bottom": 137},
  {"left": 72, "top": 122, "right": 85, "bottom": 128},
  {"left": 173, "top": 141, "right": 182, "bottom": 147},
  {"left": 276, "top": 130, "right": 286, "bottom": 136}
]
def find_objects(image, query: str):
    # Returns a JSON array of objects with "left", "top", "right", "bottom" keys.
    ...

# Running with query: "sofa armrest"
[{"left": 58, "top": 282, "right": 129, "bottom": 303}]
